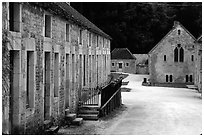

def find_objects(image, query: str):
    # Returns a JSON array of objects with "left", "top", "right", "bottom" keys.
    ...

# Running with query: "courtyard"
[{"left": 58, "top": 73, "right": 202, "bottom": 135}]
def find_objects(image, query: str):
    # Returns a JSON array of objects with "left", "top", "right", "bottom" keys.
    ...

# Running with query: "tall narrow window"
[
  {"left": 97, "top": 36, "right": 99, "bottom": 47},
  {"left": 178, "top": 29, "right": 181, "bottom": 35},
  {"left": 72, "top": 54, "right": 75, "bottom": 87},
  {"left": 54, "top": 53, "right": 59, "bottom": 97},
  {"left": 174, "top": 47, "right": 178, "bottom": 62},
  {"left": 112, "top": 63, "right": 115, "bottom": 67},
  {"left": 186, "top": 75, "right": 188, "bottom": 82},
  {"left": 89, "top": 32, "right": 91, "bottom": 46},
  {"left": 10, "top": 50, "right": 20, "bottom": 130},
  {"left": 83, "top": 55, "right": 86, "bottom": 86},
  {"left": 89, "top": 55, "right": 91, "bottom": 84},
  {"left": 9, "top": 2, "right": 20, "bottom": 32},
  {"left": 170, "top": 75, "right": 173, "bottom": 82},
  {"left": 164, "top": 55, "right": 166, "bottom": 61},
  {"left": 191, "top": 55, "right": 194, "bottom": 61},
  {"left": 27, "top": 51, "right": 34, "bottom": 108},
  {"left": 190, "top": 75, "right": 193, "bottom": 82},
  {"left": 79, "top": 29, "right": 82, "bottom": 44},
  {"left": 179, "top": 47, "right": 184, "bottom": 62},
  {"left": 45, "top": 15, "right": 51, "bottom": 37},
  {"left": 65, "top": 54, "right": 69, "bottom": 108},
  {"left": 44, "top": 52, "right": 51, "bottom": 119},
  {"left": 166, "top": 75, "right": 168, "bottom": 82},
  {"left": 66, "top": 24, "right": 69, "bottom": 42},
  {"left": 103, "top": 38, "right": 104, "bottom": 47}
]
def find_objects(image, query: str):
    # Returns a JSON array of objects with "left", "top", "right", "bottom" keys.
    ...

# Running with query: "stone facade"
[
  {"left": 148, "top": 21, "right": 196, "bottom": 86},
  {"left": 2, "top": 2, "right": 111, "bottom": 134},
  {"left": 133, "top": 54, "right": 149, "bottom": 74},
  {"left": 194, "top": 36, "right": 202, "bottom": 93},
  {"left": 111, "top": 48, "right": 136, "bottom": 74}
]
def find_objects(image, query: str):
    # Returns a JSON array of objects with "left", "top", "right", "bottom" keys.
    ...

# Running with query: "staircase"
[
  {"left": 78, "top": 105, "right": 100, "bottom": 120},
  {"left": 43, "top": 109, "right": 83, "bottom": 134},
  {"left": 65, "top": 109, "right": 84, "bottom": 126}
]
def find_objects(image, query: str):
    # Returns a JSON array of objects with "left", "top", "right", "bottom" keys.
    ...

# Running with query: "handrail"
[{"left": 100, "top": 88, "right": 120, "bottom": 110}]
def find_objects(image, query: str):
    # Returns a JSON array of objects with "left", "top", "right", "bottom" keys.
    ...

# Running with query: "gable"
[{"left": 148, "top": 21, "right": 196, "bottom": 54}]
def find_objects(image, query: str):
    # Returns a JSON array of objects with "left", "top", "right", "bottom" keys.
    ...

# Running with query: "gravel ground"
[
  {"left": 57, "top": 105, "right": 127, "bottom": 135},
  {"left": 58, "top": 74, "right": 202, "bottom": 135}
]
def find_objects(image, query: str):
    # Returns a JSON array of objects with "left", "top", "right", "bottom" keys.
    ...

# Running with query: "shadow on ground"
[{"left": 121, "top": 87, "right": 131, "bottom": 92}]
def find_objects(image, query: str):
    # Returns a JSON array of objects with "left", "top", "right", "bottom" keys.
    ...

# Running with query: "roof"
[
  {"left": 111, "top": 48, "right": 136, "bottom": 60},
  {"left": 133, "top": 54, "right": 148, "bottom": 64},
  {"left": 148, "top": 21, "right": 196, "bottom": 54},
  {"left": 32, "top": 2, "right": 111, "bottom": 39},
  {"left": 197, "top": 35, "right": 202, "bottom": 43}
]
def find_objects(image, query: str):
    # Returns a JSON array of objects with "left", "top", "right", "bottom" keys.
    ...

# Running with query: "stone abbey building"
[
  {"left": 148, "top": 21, "right": 196, "bottom": 86},
  {"left": 2, "top": 2, "right": 111, "bottom": 134}
]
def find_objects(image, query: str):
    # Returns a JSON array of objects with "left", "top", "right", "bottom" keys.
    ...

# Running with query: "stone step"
[
  {"left": 71, "top": 118, "right": 83, "bottom": 126},
  {"left": 78, "top": 109, "right": 99, "bottom": 115},
  {"left": 44, "top": 120, "right": 52, "bottom": 129},
  {"left": 78, "top": 114, "right": 98, "bottom": 120},
  {"left": 66, "top": 113, "right": 77, "bottom": 121},
  {"left": 45, "top": 126, "right": 59, "bottom": 135},
  {"left": 65, "top": 108, "right": 70, "bottom": 115},
  {"left": 79, "top": 105, "right": 100, "bottom": 111}
]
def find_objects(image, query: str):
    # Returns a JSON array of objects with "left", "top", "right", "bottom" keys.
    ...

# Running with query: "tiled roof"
[
  {"left": 197, "top": 35, "right": 202, "bottom": 42},
  {"left": 111, "top": 48, "right": 136, "bottom": 60},
  {"left": 32, "top": 2, "right": 111, "bottom": 39}
]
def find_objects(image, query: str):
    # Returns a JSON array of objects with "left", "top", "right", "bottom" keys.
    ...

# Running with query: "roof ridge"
[{"left": 148, "top": 21, "right": 196, "bottom": 54}]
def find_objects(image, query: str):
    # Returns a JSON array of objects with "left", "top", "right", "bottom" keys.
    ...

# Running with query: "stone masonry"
[
  {"left": 148, "top": 21, "right": 196, "bottom": 85},
  {"left": 2, "top": 2, "right": 111, "bottom": 134}
]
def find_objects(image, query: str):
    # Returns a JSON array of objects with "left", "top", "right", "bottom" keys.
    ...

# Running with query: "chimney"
[{"left": 173, "top": 21, "right": 179, "bottom": 27}]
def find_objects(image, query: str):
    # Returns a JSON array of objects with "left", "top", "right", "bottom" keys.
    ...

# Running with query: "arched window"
[
  {"left": 179, "top": 47, "right": 184, "bottom": 62},
  {"left": 174, "top": 47, "right": 178, "bottom": 62}
]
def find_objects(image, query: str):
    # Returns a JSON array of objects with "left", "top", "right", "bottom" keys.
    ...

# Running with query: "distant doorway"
[{"left": 118, "top": 63, "right": 123, "bottom": 72}]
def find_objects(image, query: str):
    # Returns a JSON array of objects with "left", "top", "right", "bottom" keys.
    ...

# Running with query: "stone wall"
[
  {"left": 194, "top": 38, "right": 202, "bottom": 93},
  {"left": 2, "top": 2, "right": 111, "bottom": 134},
  {"left": 111, "top": 59, "right": 136, "bottom": 74},
  {"left": 149, "top": 22, "right": 196, "bottom": 85}
]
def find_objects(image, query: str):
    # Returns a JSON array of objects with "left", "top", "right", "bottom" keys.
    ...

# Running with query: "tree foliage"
[{"left": 71, "top": 2, "right": 202, "bottom": 54}]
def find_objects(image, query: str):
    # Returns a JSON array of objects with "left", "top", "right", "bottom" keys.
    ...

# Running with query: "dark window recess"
[
  {"left": 112, "top": 63, "right": 114, "bottom": 66},
  {"left": 126, "top": 63, "right": 129, "bottom": 66},
  {"left": 178, "top": 30, "right": 181, "bottom": 35},
  {"left": 119, "top": 63, "right": 122, "bottom": 68},
  {"left": 174, "top": 47, "right": 178, "bottom": 62},
  {"left": 66, "top": 24, "right": 69, "bottom": 42},
  {"left": 166, "top": 75, "right": 168, "bottom": 82},
  {"left": 97, "top": 36, "right": 99, "bottom": 47},
  {"left": 190, "top": 75, "right": 193, "bottom": 82},
  {"left": 9, "top": 2, "right": 20, "bottom": 32},
  {"left": 45, "top": 15, "right": 51, "bottom": 37},
  {"left": 170, "top": 75, "right": 173, "bottom": 82},
  {"left": 191, "top": 55, "right": 194, "bottom": 61},
  {"left": 179, "top": 47, "right": 184, "bottom": 62},
  {"left": 186, "top": 75, "right": 188, "bottom": 82},
  {"left": 89, "top": 33, "right": 91, "bottom": 46},
  {"left": 83, "top": 55, "right": 86, "bottom": 86},
  {"left": 164, "top": 55, "right": 166, "bottom": 61},
  {"left": 79, "top": 29, "right": 82, "bottom": 44}
]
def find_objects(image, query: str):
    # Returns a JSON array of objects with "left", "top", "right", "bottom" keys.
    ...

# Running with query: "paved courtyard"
[{"left": 58, "top": 74, "right": 202, "bottom": 135}]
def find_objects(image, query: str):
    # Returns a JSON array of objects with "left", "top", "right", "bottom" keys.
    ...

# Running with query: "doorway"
[{"left": 44, "top": 52, "right": 51, "bottom": 120}]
